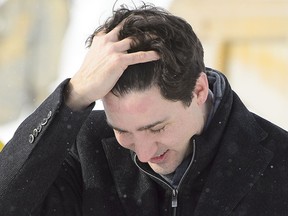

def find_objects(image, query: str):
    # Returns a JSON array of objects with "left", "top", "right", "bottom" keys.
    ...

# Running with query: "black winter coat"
[{"left": 0, "top": 71, "right": 288, "bottom": 216}]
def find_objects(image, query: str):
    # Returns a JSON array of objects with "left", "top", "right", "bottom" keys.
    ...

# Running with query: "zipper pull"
[{"left": 171, "top": 189, "right": 178, "bottom": 208}]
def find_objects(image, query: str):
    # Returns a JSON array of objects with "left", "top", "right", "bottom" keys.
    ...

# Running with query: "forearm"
[{"left": 0, "top": 79, "right": 94, "bottom": 214}]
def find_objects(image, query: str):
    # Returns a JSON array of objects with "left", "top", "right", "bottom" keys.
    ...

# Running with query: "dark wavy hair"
[{"left": 86, "top": 4, "right": 205, "bottom": 106}]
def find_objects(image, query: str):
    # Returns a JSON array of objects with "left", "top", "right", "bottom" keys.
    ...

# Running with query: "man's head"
[
  {"left": 94, "top": 4, "right": 210, "bottom": 175},
  {"left": 87, "top": 4, "right": 205, "bottom": 106}
]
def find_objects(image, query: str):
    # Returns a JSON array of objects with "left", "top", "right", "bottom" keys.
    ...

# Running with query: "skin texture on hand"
[{"left": 64, "top": 24, "right": 159, "bottom": 111}]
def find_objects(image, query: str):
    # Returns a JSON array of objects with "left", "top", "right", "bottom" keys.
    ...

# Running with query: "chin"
[{"left": 149, "top": 163, "right": 178, "bottom": 175}]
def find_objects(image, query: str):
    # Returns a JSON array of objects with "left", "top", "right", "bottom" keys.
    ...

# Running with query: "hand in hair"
[{"left": 64, "top": 23, "right": 159, "bottom": 111}]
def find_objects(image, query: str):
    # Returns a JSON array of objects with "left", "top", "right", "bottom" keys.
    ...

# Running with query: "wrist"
[{"left": 64, "top": 81, "right": 91, "bottom": 111}]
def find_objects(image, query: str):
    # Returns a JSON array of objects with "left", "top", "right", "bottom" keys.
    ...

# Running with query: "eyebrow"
[{"left": 106, "top": 118, "right": 167, "bottom": 133}]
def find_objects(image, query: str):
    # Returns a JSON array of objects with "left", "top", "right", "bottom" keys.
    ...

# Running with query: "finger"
[
  {"left": 113, "top": 37, "right": 133, "bottom": 52},
  {"left": 106, "top": 21, "right": 125, "bottom": 41},
  {"left": 89, "top": 28, "right": 119, "bottom": 49},
  {"left": 88, "top": 29, "right": 106, "bottom": 48},
  {"left": 123, "top": 51, "right": 160, "bottom": 66},
  {"left": 96, "top": 29, "right": 106, "bottom": 36},
  {"left": 106, "top": 26, "right": 122, "bottom": 41}
]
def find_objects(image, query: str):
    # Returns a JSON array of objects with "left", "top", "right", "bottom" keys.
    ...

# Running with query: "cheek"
[
  {"left": 163, "top": 126, "right": 192, "bottom": 148},
  {"left": 114, "top": 133, "right": 133, "bottom": 150},
  {"left": 157, "top": 129, "right": 179, "bottom": 147}
]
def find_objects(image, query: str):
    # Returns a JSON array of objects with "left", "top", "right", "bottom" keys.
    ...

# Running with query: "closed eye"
[
  {"left": 150, "top": 126, "right": 166, "bottom": 134},
  {"left": 114, "top": 129, "right": 128, "bottom": 135}
]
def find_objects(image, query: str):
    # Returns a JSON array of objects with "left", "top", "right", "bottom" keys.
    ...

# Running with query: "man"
[{"left": 0, "top": 4, "right": 288, "bottom": 216}]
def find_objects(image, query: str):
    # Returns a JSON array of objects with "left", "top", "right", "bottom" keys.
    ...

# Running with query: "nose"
[
  {"left": 134, "top": 142, "right": 157, "bottom": 163},
  {"left": 133, "top": 134, "right": 158, "bottom": 163},
  {"left": 116, "top": 132, "right": 158, "bottom": 162}
]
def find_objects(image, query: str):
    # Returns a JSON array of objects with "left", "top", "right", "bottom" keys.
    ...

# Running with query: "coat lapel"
[
  {"left": 102, "top": 137, "right": 160, "bottom": 216},
  {"left": 194, "top": 109, "right": 274, "bottom": 216}
]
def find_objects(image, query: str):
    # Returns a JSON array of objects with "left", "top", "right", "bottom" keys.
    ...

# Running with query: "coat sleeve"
[{"left": 0, "top": 79, "right": 94, "bottom": 215}]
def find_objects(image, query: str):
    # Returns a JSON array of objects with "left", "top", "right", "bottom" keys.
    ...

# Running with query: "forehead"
[
  {"left": 102, "top": 87, "right": 185, "bottom": 129},
  {"left": 103, "top": 88, "right": 162, "bottom": 130},
  {"left": 103, "top": 87, "right": 164, "bottom": 114}
]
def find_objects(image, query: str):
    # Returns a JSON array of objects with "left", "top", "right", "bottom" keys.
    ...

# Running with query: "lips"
[{"left": 150, "top": 150, "right": 169, "bottom": 163}]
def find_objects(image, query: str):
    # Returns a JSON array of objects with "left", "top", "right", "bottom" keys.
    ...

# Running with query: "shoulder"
[
  {"left": 227, "top": 91, "right": 288, "bottom": 157},
  {"left": 78, "top": 110, "right": 114, "bottom": 140},
  {"left": 253, "top": 113, "right": 288, "bottom": 149},
  {"left": 69, "top": 109, "right": 115, "bottom": 161}
]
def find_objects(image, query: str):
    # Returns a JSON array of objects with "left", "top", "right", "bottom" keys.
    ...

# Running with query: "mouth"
[{"left": 149, "top": 150, "right": 169, "bottom": 163}]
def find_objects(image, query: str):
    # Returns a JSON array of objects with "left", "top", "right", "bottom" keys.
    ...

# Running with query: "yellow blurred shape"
[{"left": 0, "top": 140, "right": 4, "bottom": 152}]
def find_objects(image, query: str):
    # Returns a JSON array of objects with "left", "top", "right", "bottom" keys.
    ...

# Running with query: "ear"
[{"left": 193, "top": 72, "right": 209, "bottom": 105}]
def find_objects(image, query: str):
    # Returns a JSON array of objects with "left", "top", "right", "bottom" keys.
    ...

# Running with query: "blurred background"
[{"left": 0, "top": 0, "right": 287, "bottom": 147}]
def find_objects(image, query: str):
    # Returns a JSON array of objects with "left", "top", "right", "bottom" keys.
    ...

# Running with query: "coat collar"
[
  {"left": 194, "top": 92, "right": 273, "bottom": 216},
  {"left": 102, "top": 137, "right": 161, "bottom": 216}
]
